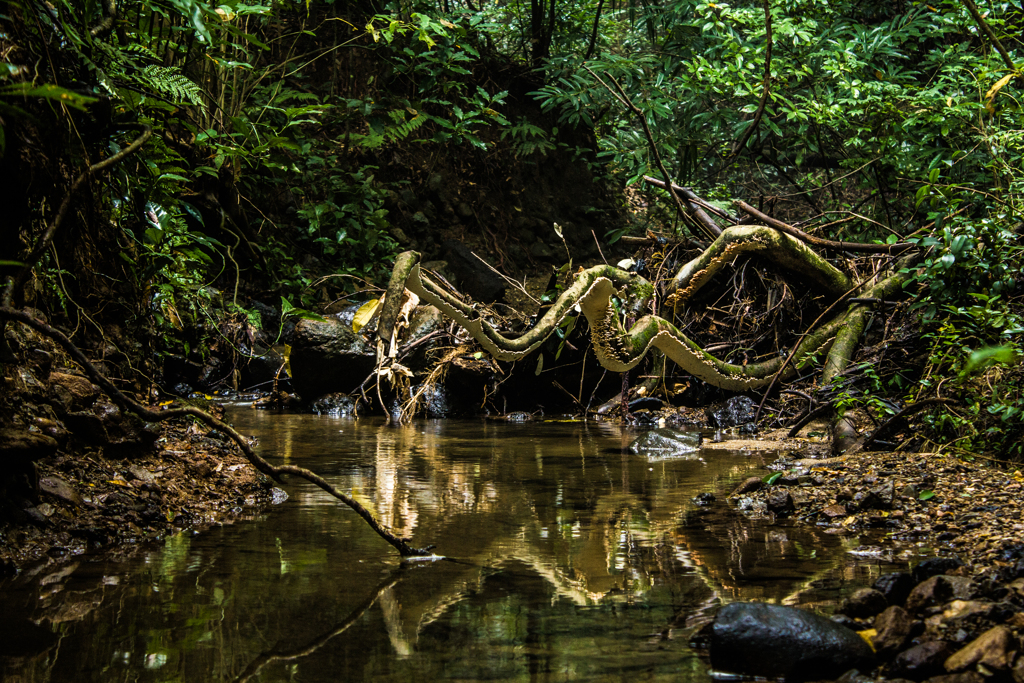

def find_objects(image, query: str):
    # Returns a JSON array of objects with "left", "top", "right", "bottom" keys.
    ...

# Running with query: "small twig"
[
  {"left": 592, "top": 229, "right": 608, "bottom": 264},
  {"left": 734, "top": 200, "right": 915, "bottom": 254}
]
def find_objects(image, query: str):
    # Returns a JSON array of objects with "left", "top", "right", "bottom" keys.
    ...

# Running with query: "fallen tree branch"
[
  {"left": 641, "top": 176, "right": 743, "bottom": 224},
  {"left": 0, "top": 306, "right": 432, "bottom": 557},
  {"left": 734, "top": 200, "right": 915, "bottom": 254},
  {"left": 787, "top": 402, "right": 836, "bottom": 438}
]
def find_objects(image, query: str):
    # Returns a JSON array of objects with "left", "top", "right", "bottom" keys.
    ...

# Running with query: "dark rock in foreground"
[{"left": 709, "top": 602, "right": 875, "bottom": 680}]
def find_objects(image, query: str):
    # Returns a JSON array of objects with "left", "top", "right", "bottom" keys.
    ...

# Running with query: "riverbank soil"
[{"left": 0, "top": 340, "right": 274, "bottom": 572}]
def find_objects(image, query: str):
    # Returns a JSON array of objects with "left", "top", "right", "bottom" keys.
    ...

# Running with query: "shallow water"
[{"left": 0, "top": 410, "right": 909, "bottom": 682}]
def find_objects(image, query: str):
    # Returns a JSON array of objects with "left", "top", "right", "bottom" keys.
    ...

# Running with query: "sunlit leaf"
[{"left": 352, "top": 298, "right": 382, "bottom": 333}]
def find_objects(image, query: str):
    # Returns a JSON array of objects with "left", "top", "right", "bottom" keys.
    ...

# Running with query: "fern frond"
[{"left": 134, "top": 66, "right": 206, "bottom": 109}]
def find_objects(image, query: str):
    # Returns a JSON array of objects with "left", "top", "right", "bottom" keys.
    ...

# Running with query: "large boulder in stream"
[
  {"left": 628, "top": 429, "right": 702, "bottom": 460},
  {"left": 708, "top": 602, "right": 875, "bottom": 680},
  {"left": 289, "top": 303, "right": 443, "bottom": 400}
]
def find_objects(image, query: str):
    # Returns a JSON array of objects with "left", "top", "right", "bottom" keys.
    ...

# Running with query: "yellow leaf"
[
  {"left": 946, "top": 97, "right": 953, "bottom": 107},
  {"left": 352, "top": 298, "right": 382, "bottom": 334},
  {"left": 858, "top": 629, "right": 878, "bottom": 651},
  {"left": 985, "top": 73, "right": 1014, "bottom": 102}
]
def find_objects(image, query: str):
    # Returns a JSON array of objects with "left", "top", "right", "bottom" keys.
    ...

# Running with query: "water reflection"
[{"left": 0, "top": 411, "right": 905, "bottom": 682}]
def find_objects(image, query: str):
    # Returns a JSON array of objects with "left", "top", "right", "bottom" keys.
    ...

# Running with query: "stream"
[{"left": 0, "top": 407, "right": 913, "bottom": 682}]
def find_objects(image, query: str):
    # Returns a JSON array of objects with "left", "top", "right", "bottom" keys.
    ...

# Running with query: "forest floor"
[
  {"left": 719, "top": 430, "right": 1024, "bottom": 573},
  {"left": 0, "top": 412, "right": 277, "bottom": 574}
]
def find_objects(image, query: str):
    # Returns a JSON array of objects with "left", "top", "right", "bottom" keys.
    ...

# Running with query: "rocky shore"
[{"left": 703, "top": 432, "right": 1024, "bottom": 683}]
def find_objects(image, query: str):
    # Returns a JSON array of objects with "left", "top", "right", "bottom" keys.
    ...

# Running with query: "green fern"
[{"left": 134, "top": 65, "right": 205, "bottom": 108}]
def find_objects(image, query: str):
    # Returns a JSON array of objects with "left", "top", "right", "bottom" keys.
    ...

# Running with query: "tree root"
[
  {"left": 663, "top": 225, "right": 854, "bottom": 306},
  {"left": 384, "top": 249, "right": 847, "bottom": 392},
  {"left": 0, "top": 306, "right": 432, "bottom": 557}
]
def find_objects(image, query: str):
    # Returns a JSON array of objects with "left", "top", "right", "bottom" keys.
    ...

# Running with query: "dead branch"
[{"left": 735, "top": 200, "right": 915, "bottom": 254}]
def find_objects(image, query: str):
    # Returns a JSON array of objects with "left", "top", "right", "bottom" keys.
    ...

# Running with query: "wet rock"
[
  {"left": 944, "top": 625, "right": 1014, "bottom": 672},
  {"left": 289, "top": 306, "right": 376, "bottom": 398},
  {"left": 28, "top": 348, "right": 53, "bottom": 376},
  {"left": 238, "top": 344, "right": 289, "bottom": 391},
  {"left": 823, "top": 503, "right": 849, "bottom": 518},
  {"left": 706, "top": 396, "right": 758, "bottom": 431},
  {"left": 906, "top": 575, "right": 974, "bottom": 613},
  {"left": 875, "top": 572, "right": 916, "bottom": 606},
  {"left": 840, "top": 588, "right": 888, "bottom": 619},
  {"left": 890, "top": 640, "right": 956, "bottom": 679},
  {"left": 925, "top": 673, "right": 984, "bottom": 683},
  {"left": 628, "top": 429, "right": 702, "bottom": 460},
  {"left": 708, "top": 602, "right": 874, "bottom": 680},
  {"left": 126, "top": 466, "right": 155, "bottom": 484},
  {"left": 0, "top": 428, "right": 58, "bottom": 464},
  {"left": 310, "top": 392, "right": 359, "bottom": 417},
  {"left": 63, "top": 399, "right": 160, "bottom": 454},
  {"left": 872, "top": 606, "right": 915, "bottom": 656},
  {"left": 835, "top": 669, "right": 875, "bottom": 683},
  {"left": 941, "top": 600, "right": 995, "bottom": 624},
  {"left": 693, "top": 492, "right": 716, "bottom": 506},
  {"left": 23, "top": 506, "right": 49, "bottom": 525},
  {"left": 733, "top": 476, "right": 763, "bottom": 495},
  {"left": 913, "top": 557, "right": 965, "bottom": 584},
  {"left": 767, "top": 488, "right": 794, "bottom": 513},
  {"left": 39, "top": 475, "right": 84, "bottom": 507},
  {"left": 414, "top": 382, "right": 452, "bottom": 418},
  {"left": 1013, "top": 655, "right": 1024, "bottom": 683},
  {"left": 862, "top": 479, "right": 896, "bottom": 509},
  {"left": 443, "top": 240, "right": 506, "bottom": 302},
  {"left": 48, "top": 372, "right": 99, "bottom": 410}
]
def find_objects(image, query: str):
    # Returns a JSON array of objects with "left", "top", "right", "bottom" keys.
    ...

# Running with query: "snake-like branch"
[
  {"left": 664, "top": 225, "right": 854, "bottom": 305},
  {"left": 384, "top": 247, "right": 851, "bottom": 392}
]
